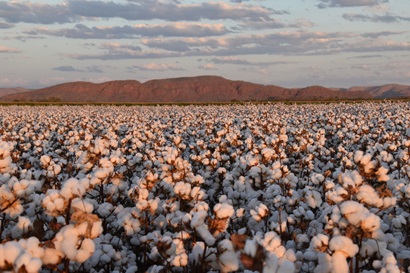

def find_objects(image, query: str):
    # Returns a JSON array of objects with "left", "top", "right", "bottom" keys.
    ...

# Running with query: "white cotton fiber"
[
  {"left": 214, "top": 203, "right": 234, "bottom": 219},
  {"left": 196, "top": 225, "right": 216, "bottom": 246},
  {"left": 331, "top": 251, "right": 349, "bottom": 273},
  {"left": 329, "top": 236, "right": 358, "bottom": 258}
]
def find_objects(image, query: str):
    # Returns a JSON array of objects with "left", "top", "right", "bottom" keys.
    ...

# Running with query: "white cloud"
[
  {"left": 129, "top": 63, "right": 184, "bottom": 71},
  {"left": 26, "top": 22, "right": 230, "bottom": 39},
  {"left": 317, "top": 0, "right": 388, "bottom": 8},
  {"left": 343, "top": 13, "right": 410, "bottom": 23},
  {"left": 198, "top": 63, "right": 218, "bottom": 70},
  {"left": 0, "top": 45, "right": 21, "bottom": 53}
]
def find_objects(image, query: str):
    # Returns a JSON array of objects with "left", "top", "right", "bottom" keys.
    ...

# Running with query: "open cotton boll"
[
  {"left": 97, "top": 202, "right": 114, "bottom": 218},
  {"left": 196, "top": 224, "right": 216, "bottom": 246},
  {"left": 218, "top": 248, "right": 239, "bottom": 272},
  {"left": 11, "top": 216, "right": 32, "bottom": 238},
  {"left": 2, "top": 241, "right": 25, "bottom": 266},
  {"left": 360, "top": 153, "right": 372, "bottom": 166},
  {"left": 375, "top": 166, "right": 389, "bottom": 182},
  {"left": 60, "top": 178, "right": 87, "bottom": 199},
  {"left": 261, "top": 148, "right": 275, "bottom": 159},
  {"left": 244, "top": 239, "right": 257, "bottom": 257},
  {"left": 21, "top": 237, "right": 44, "bottom": 260},
  {"left": 329, "top": 236, "right": 358, "bottom": 258},
  {"left": 71, "top": 198, "right": 94, "bottom": 214},
  {"left": 314, "top": 252, "right": 332, "bottom": 273},
  {"left": 263, "top": 232, "right": 282, "bottom": 252},
  {"left": 331, "top": 251, "right": 349, "bottom": 273},
  {"left": 190, "top": 210, "right": 207, "bottom": 228},
  {"left": 339, "top": 201, "right": 367, "bottom": 225},
  {"left": 353, "top": 151, "right": 363, "bottom": 163},
  {"left": 361, "top": 213, "right": 381, "bottom": 233},
  {"left": 277, "top": 260, "right": 295, "bottom": 273},
  {"left": 311, "top": 173, "right": 325, "bottom": 185},
  {"left": 310, "top": 234, "right": 329, "bottom": 252},
  {"left": 15, "top": 253, "right": 42, "bottom": 273},
  {"left": 214, "top": 203, "right": 234, "bottom": 219},
  {"left": 356, "top": 185, "right": 383, "bottom": 208}
]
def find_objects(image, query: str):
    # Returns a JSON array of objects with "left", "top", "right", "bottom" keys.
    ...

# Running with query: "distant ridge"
[
  {"left": 1, "top": 76, "right": 408, "bottom": 103},
  {"left": 0, "top": 87, "right": 31, "bottom": 97}
]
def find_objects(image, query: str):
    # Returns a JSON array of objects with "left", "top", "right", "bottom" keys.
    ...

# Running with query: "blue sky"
[{"left": 0, "top": 0, "right": 409, "bottom": 88}]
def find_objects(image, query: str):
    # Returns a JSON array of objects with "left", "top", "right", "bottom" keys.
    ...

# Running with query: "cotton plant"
[{"left": 1, "top": 102, "right": 410, "bottom": 272}]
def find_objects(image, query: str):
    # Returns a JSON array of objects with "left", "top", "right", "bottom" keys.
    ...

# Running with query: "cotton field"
[{"left": 0, "top": 102, "right": 410, "bottom": 273}]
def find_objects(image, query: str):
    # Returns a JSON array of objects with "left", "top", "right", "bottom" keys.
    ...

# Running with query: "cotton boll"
[
  {"left": 354, "top": 151, "right": 363, "bottom": 164},
  {"left": 214, "top": 203, "right": 234, "bottom": 219},
  {"left": 339, "top": 201, "right": 366, "bottom": 225},
  {"left": 244, "top": 239, "right": 257, "bottom": 257},
  {"left": 196, "top": 224, "right": 216, "bottom": 246},
  {"left": 314, "top": 252, "right": 332, "bottom": 273},
  {"left": 3, "top": 241, "right": 24, "bottom": 266},
  {"left": 331, "top": 251, "right": 349, "bottom": 273},
  {"left": 191, "top": 210, "right": 207, "bottom": 228},
  {"left": 361, "top": 213, "right": 381, "bottom": 233},
  {"left": 71, "top": 198, "right": 93, "bottom": 214},
  {"left": 15, "top": 253, "right": 42, "bottom": 273},
  {"left": 310, "top": 234, "right": 329, "bottom": 252},
  {"left": 42, "top": 247, "right": 63, "bottom": 265},
  {"left": 360, "top": 153, "right": 372, "bottom": 166},
  {"left": 356, "top": 185, "right": 383, "bottom": 208},
  {"left": 360, "top": 240, "right": 379, "bottom": 257},
  {"left": 311, "top": 173, "right": 325, "bottom": 185},
  {"left": 375, "top": 166, "right": 389, "bottom": 182},
  {"left": 97, "top": 202, "right": 114, "bottom": 218},
  {"left": 75, "top": 238, "right": 95, "bottom": 263},
  {"left": 277, "top": 260, "right": 295, "bottom": 273},
  {"left": 11, "top": 216, "right": 32, "bottom": 238},
  {"left": 24, "top": 237, "right": 44, "bottom": 259},
  {"left": 217, "top": 240, "right": 239, "bottom": 273},
  {"left": 329, "top": 236, "right": 358, "bottom": 258},
  {"left": 61, "top": 178, "right": 87, "bottom": 199},
  {"left": 263, "top": 232, "right": 281, "bottom": 252}
]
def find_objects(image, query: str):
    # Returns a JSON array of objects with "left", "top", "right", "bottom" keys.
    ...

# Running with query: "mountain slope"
[
  {"left": 0, "top": 76, "right": 375, "bottom": 102},
  {"left": 0, "top": 87, "right": 31, "bottom": 97},
  {"left": 347, "top": 84, "right": 410, "bottom": 98}
]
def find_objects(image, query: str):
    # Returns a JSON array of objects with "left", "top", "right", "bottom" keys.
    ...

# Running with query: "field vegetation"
[{"left": 0, "top": 102, "right": 409, "bottom": 273}]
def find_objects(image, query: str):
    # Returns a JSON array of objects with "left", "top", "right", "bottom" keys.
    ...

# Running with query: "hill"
[
  {"left": 0, "top": 87, "right": 32, "bottom": 97},
  {"left": 0, "top": 76, "right": 394, "bottom": 103},
  {"left": 347, "top": 84, "right": 410, "bottom": 99}
]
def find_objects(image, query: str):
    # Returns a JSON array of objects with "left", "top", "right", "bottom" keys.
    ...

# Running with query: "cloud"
[
  {"left": 209, "top": 56, "right": 292, "bottom": 66},
  {"left": 361, "top": 31, "right": 403, "bottom": 38},
  {"left": 0, "top": 21, "right": 13, "bottom": 28},
  {"left": 0, "top": 1, "right": 72, "bottom": 24},
  {"left": 352, "top": 64, "right": 371, "bottom": 70},
  {"left": 0, "top": 46, "right": 21, "bottom": 53},
  {"left": 69, "top": 28, "right": 410, "bottom": 62},
  {"left": 198, "top": 63, "right": 218, "bottom": 70},
  {"left": 317, "top": 0, "right": 388, "bottom": 8},
  {"left": 68, "top": 1, "right": 274, "bottom": 21},
  {"left": 0, "top": 0, "right": 281, "bottom": 25},
  {"left": 26, "top": 22, "right": 229, "bottom": 39},
  {"left": 349, "top": 54, "right": 383, "bottom": 59},
  {"left": 53, "top": 65, "right": 104, "bottom": 73},
  {"left": 343, "top": 13, "right": 410, "bottom": 23},
  {"left": 128, "top": 63, "right": 184, "bottom": 71},
  {"left": 53, "top": 65, "right": 79, "bottom": 72}
]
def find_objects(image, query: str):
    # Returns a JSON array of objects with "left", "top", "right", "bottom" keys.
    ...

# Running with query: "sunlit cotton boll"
[
  {"left": 214, "top": 203, "right": 234, "bottom": 219},
  {"left": 60, "top": 178, "right": 88, "bottom": 199},
  {"left": 54, "top": 224, "right": 96, "bottom": 263},
  {"left": 217, "top": 239, "right": 239, "bottom": 273},
  {"left": 11, "top": 216, "right": 32, "bottom": 238}
]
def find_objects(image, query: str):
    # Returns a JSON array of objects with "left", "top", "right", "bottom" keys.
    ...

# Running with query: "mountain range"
[{"left": 0, "top": 76, "right": 409, "bottom": 103}]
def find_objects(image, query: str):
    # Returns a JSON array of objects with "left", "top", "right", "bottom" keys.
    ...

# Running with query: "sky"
[{"left": 0, "top": 0, "right": 409, "bottom": 88}]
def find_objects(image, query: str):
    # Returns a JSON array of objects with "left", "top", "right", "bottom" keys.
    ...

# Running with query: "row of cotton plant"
[{"left": 0, "top": 101, "right": 409, "bottom": 273}]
